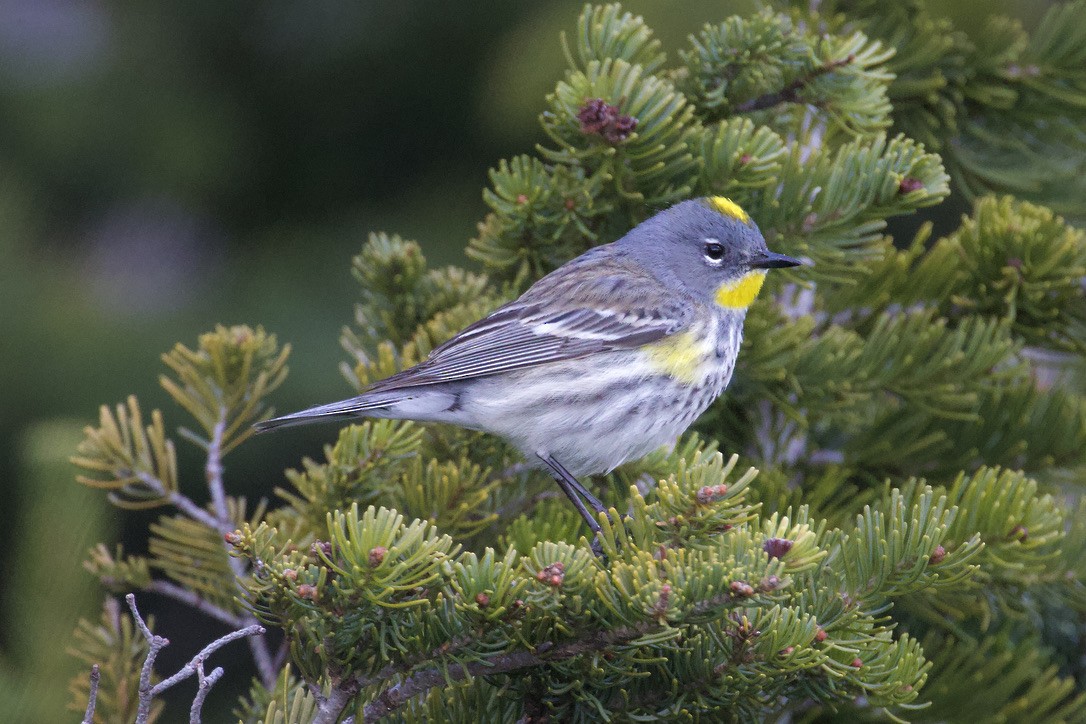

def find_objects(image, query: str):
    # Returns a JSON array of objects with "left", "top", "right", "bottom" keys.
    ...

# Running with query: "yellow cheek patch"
[
  {"left": 715, "top": 271, "right": 766, "bottom": 309},
  {"left": 643, "top": 332, "right": 706, "bottom": 384},
  {"left": 708, "top": 196, "right": 750, "bottom": 224}
]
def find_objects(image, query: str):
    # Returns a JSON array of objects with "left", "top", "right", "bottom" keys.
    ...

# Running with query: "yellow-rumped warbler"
[{"left": 256, "top": 197, "right": 799, "bottom": 534}]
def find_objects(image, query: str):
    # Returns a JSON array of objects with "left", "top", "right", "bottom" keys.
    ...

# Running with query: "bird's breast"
[{"left": 642, "top": 314, "right": 742, "bottom": 386}]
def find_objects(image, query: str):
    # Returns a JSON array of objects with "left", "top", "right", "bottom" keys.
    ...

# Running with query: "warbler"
[{"left": 255, "top": 197, "right": 800, "bottom": 534}]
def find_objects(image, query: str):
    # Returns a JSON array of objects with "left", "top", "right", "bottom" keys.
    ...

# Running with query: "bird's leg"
[
  {"left": 552, "top": 461, "right": 606, "bottom": 514},
  {"left": 536, "top": 453, "right": 608, "bottom": 534}
]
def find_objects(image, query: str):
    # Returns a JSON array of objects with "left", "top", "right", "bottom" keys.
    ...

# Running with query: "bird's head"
[{"left": 617, "top": 197, "right": 802, "bottom": 309}]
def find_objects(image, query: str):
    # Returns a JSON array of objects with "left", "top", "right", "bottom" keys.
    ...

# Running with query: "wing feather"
[{"left": 365, "top": 259, "right": 690, "bottom": 393}]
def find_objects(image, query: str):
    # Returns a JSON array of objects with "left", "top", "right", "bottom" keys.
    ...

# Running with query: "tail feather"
[{"left": 253, "top": 395, "right": 396, "bottom": 433}]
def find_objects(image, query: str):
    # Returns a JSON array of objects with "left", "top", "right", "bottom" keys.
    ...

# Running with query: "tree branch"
[
  {"left": 312, "top": 684, "right": 357, "bottom": 724},
  {"left": 133, "top": 471, "right": 227, "bottom": 534},
  {"left": 126, "top": 592, "right": 264, "bottom": 724},
  {"left": 205, "top": 406, "right": 231, "bottom": 528},
  {"left": 734, "top": 55, "right": 854, "bottom": 114},
  {"left": 189, "top": 661, "right": 224, "bottom": 724},
  {"left": 82, "top": 664, "right": 100, "bottom": 724},
  {"left": 127, "top": 594, "right": 169, "bottom": 724},
  {"left": 146, "top": 579, "right": 249, "bottom": 628},
  {"left": 361, "top": 621, "right": 658, "bottom": 721},
  {"left": 150, "top": 623, "right": 266, "bottom": 696},
  {"left": 204, "top": 404, "right": 279, "bottom": 689}
]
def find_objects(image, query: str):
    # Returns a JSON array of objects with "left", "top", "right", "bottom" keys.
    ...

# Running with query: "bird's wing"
[{"left": 365, "top": 263, "right": 690, "bottom": 392}]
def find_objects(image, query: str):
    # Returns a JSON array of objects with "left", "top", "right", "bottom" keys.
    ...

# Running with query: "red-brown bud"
[
  {"left": 577, "top": 98, "right": 638, "bottom": 144},
  {"left": 899, "top": 177, "right": 924, "bottom": 194},
  {"left": 763, "top": 538, "right": 794, "bottom": 559},
  {"left": 730, "top": 580, "right": 754, "bottom": 597}
]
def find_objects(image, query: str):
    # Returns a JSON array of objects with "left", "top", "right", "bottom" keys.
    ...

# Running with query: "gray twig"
[
  {"left": 127, "top": 594, "right": 169, "bottom": 724},
  {"left": 126, "top": 593, "right": 265, "bottom": 724},
  {"left": 311, "top": 685, "right": 356, "bottom": 724},
  {"left": 151, "top": 624, "right": 266, "bottom": 696},
  {"left": 82, "top": 664, "right": 100, "bottom": 724},
  {"left": 205, "top": 407, "right": 230, "bottom": 528},
  {"left": 133, "top": 471, "right": 226, "bottom": 534},
  {"left": 189, "top": 660, "right": 225, "bottom": 724}
]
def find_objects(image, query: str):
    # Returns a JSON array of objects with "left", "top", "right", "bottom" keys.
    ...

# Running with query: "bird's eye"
[{"left": 703, "top": 241, "right": 725, "bottom": 262}]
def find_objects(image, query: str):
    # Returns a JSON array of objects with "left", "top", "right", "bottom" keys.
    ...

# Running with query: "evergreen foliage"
[{"left": 67, "top": 3, "right": 1086, "bottom": 721}]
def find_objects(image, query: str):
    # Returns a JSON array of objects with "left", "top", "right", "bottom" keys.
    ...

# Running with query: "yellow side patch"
[
  {"left": 708, "top": 196, "right": 750, "bottom": 224},
  {"left": 643, "top": 332, "right": 706, "bottom": 384},
  {"left": 715, "top": 271, "right": 766, "bottom": 309}
]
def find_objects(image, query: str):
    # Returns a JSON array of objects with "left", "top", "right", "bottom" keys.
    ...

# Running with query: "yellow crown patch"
[{"left": 707, "top": 196, "right": 750, "bottom": 224}]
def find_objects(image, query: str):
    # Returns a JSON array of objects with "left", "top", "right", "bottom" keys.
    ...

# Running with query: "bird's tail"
[{"left": 253, "top": 395, "right": 396, "bottom": 432}]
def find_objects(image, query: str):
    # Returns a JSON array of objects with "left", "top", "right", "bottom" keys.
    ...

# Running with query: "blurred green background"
[{"left": 0, "top": 1, "right": 1058, "bottom": 720}]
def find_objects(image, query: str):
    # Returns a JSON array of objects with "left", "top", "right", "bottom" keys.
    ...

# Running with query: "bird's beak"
[{"left": 749, "top": 251, "right": 802, "bottom": 269}]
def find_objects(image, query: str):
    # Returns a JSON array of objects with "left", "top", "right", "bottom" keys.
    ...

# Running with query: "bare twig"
[
  {"left": 189, "top": 661, "right": 224, "bottom": 724},
  {"left": 127, "top": 594, "right": 170, "bottom": 724},
  {"left": 82, "top": 664, "right": 100, "bottom": 724},
  {"left": 134, "top": 472, "right": 226, "bottom": 534},
  {"left": 126, "top": 593, "right": 265, "bottom": 724},
  {"left": 151, "top": 624, "right": 266, "bottom": 695}
]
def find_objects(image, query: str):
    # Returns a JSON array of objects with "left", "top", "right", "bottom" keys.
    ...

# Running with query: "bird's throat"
[{"left": 715, "top": 271, "right": 766, "bottom": 309}]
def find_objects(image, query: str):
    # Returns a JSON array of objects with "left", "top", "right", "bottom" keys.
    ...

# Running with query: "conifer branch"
[
  {"left": 133, "top": 471, "right": 227, "bottom": 534},
  {"left": 145, "top": 579, "right": 249, "bottom": 628},
  {"left": 361, "top": 621, "right": 658, "bottom": 720},
  {"left": 204, "top": 403, "right": 279, "bottom": 689},
  {"left": 206, "top": 405, "right": 231, "bottom": 529},
  {"left": 734, "top": 55, "right": 856, "bottom": 113}
]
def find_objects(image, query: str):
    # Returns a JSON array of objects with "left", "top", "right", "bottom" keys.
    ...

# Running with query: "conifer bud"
[
  {"left": 577, "top": 98, "right": 638, "bottom": 143},
  {"left": 899, "top": 177, "right": 924, "bottom": 194},
  {"left": 730, "top": 580, "right": 754, "bottom": 597},
  {"left": 763, "top": 538, "right": 793, "bottom": 559},
  {"left": 536, "top": 562, "right": 566, "bottom": 587}
]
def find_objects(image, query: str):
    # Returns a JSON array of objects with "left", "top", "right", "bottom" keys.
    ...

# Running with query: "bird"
[{"left": 255, "top": 197, "right": 800, "bottom": 536}]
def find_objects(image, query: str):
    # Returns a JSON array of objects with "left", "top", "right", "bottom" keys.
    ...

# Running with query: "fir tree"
[{"left": 68, "top": 3, "right": 1086, "bottom": 721}]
